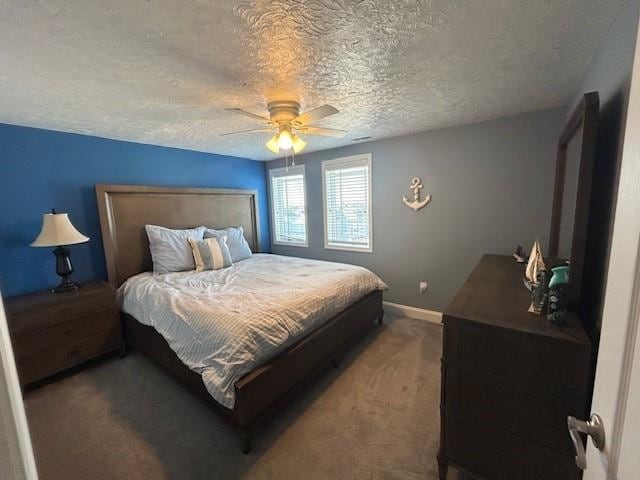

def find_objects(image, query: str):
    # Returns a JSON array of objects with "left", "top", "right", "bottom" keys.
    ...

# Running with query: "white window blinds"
[
  {"left": 269, "top": 165, "right": 307, "bottom": 246},
  {"left": 322, "top": 154, "right": 372, "bottom": 252}
]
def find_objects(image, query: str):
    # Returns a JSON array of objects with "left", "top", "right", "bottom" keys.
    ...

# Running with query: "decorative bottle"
[{"left": 547, "top": 266, "right": 569, "bottom": 325}]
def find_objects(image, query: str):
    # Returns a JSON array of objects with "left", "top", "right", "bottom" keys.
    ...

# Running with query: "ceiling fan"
[{"left": 222, "top": 100, "right": 346, "bottom": 154}]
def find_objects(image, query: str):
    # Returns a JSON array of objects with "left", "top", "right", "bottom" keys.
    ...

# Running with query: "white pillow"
[
  {"left": 145, "top": 225, "right": 205, "bottom": 274},
  {"left": 203, "top": 226, "right": 252, "bottom": 263}
]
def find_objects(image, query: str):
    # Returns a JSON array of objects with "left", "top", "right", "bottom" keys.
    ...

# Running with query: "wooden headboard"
[{"left": 95, "top": 184, "right": 260, "bottom": 287}]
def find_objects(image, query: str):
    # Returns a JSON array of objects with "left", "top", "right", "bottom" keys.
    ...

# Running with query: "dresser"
[
  {"left": 5, "top": 281, "right": 122, "bottom": 386},
  {"left": 438, "top": 255, "right": 592, "bottom": 480}
]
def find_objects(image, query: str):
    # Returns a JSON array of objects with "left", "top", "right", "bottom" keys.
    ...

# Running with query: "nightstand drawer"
[
  {"left": 12, "top": 308, "right": 120, "bottom": 357},
  {"left": 8, "top": 287, "right": 116, "bottom": 334},
  {"left": 14, "top": 309, "right": 121, "bottom": 385}
]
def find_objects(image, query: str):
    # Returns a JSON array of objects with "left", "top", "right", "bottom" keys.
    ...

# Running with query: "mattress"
[{"left": 118, "top": 253, "right": 387, "bottom": 408}]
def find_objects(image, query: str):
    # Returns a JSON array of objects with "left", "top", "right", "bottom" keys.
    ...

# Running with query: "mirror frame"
[{"left": 548, "top": 91, "right": 599, "bottom": 308}]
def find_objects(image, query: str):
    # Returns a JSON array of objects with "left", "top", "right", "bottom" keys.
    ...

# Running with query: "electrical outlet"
[{"left": 419, "top": 281, "right": 428, "bottom": 293}]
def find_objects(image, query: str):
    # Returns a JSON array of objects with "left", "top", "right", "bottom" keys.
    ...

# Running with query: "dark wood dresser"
[
  {"left": 438, "top": 255, "right": 592, "bottom": 480},
  {"left": 5, "top": 281, "right": 122, "bottom": 386}
]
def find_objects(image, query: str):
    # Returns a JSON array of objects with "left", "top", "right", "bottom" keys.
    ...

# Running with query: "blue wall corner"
[{"left": 0, "top": 123, "right": 271, "bottom": 297}]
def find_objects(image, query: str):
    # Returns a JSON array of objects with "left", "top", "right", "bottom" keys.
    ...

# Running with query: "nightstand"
[{"left": 4, "top": 281, "right": 123, "bottom": 386}]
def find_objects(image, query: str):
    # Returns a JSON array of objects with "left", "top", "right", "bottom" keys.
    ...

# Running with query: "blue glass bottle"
[{"left": 547, "top": 266, "right": 569, "bottom": 325}]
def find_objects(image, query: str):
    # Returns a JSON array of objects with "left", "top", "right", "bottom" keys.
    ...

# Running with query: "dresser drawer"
[
  {"left": 444, "top": 411, "right": 581, "bottom": 480},
  {"left": 8, "top": 288, "right": 116, "bottom": 334},
  {"left": 14, "top": 309, "right": 121, "bottom": 384},
  {"left": 444, "top": 364, "right": 584, "bottom": 454},
  {"left": 444, "top": 319, "right": 591, "bottom": 401}
]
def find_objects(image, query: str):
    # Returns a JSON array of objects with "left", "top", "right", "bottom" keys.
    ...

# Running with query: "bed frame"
[{"left": 95, "top": 184, "right": 384, "bottom": 453}]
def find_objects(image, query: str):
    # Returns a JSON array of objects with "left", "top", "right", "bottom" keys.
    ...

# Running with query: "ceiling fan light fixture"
[
  {"left": 292, "top": 134, "right": 306, "bottom": 154},
  {"left": 265, "top": 135, "right": 279, "bottom": 154},
  {"left": 277, "top": 129, "right": 294, "bottom": 151}
]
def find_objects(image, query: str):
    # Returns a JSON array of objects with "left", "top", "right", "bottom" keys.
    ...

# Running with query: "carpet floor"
[{"left": 24, "top": 315, "right": 465, "bottom": 480}]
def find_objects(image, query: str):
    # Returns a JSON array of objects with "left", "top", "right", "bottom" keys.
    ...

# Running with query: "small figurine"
[
  {"left": 525, "top": 240, "right": 547, "bottom": 315},
  {"left": 513, "top": 245, "right": 528, "bottom": 263}
]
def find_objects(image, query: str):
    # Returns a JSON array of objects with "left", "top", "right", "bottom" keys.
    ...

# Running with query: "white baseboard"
[{"left": 383, "top": 301, "right": 443, "bottom": 324}]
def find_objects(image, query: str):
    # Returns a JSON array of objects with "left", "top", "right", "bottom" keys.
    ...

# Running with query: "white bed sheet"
[{"left": 118, "top": 254, "right": 387, "bottom": 408}]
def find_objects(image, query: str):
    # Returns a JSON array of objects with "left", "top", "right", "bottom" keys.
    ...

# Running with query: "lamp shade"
[
  {"left": 277, "top": 129, "right": 294, "bottom": 150},
  {"left": 265, "top": 135, "right": 279, "bottom": 154},
  {"left": 31, "top": 212, "right": 89, "bottom": 247},
  {"left": 292, "top": 134, "right": 306, "bottom": 154}
]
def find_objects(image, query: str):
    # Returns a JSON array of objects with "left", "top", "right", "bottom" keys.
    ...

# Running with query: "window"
[
  {"left": 322, "top": 154, "right": 372, "bottom": 252},
  {"left": 269, "top": 165, "right": 308, "bottom": 247}
]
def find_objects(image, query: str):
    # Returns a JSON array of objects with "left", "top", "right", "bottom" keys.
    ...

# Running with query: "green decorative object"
[{"left": 548, "top": 265, "right": 569, "bottom": 325}]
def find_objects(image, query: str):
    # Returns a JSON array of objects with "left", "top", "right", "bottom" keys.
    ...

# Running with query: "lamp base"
[
  {"left": 51, "top": 246, "right": 79, "bottom": 294},
  {"left": 52, "top": 280, "right": 79, "bottom": 294}
]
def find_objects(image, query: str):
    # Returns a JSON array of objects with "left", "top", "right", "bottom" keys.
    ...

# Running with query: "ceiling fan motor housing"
[{"left": 267, "top": 100, "right": 301, "bottom": 124}]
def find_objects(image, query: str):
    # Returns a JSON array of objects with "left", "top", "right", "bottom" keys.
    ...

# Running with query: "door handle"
[{"left": 567, "top": 413, "right": 605, "bottom": 470}]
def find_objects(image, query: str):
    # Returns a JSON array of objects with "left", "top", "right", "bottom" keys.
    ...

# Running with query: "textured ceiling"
[{"left": 0, "top": 0, "right": 626, "bottom": 160}]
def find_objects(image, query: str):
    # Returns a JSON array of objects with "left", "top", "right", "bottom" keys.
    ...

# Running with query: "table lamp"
[{"left": 31, "top": 209, "right": 90, "bottom": 293}]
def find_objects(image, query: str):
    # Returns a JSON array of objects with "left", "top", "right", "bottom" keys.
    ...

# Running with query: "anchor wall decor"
[{"left": 402, "top": 177, "right": 431, "bottom": 211}]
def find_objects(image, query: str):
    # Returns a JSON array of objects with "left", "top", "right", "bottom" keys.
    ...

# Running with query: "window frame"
[
  {"left": 268, "top": 164, "right": 309, "bottom": 248},
  {"left": 322, "top": 153, "right": 373, "bottom": 253}
]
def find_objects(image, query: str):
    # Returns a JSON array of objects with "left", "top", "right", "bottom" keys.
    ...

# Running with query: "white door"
[
  {"left": 0, "top": 294, "right": 38, "bottom": 480},
  {"left": 580, "top": 18, "right": 640, "bottom": 480}
]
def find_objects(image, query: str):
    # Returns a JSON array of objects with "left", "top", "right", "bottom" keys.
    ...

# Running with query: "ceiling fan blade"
[
  {"left": 292, "top": 105, "right": 339, "bottom": 127},
  {"left": 297, "top": 126, "right": 347, "bottom": 138},
  {"left": 225, "top": 108, "right": 273, "bottom": 123},
  {"left": 220, "top": 128, "right": 274, "bottom": 136}
]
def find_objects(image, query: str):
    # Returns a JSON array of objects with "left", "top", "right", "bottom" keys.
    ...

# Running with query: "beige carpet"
[{"left": 24, "top": 315, "right": 464, "bottom": 480}]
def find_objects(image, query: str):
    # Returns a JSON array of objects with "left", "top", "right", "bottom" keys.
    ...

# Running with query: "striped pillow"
[{"left": 188, "top": 237, "right": 233, "bottom": 272}]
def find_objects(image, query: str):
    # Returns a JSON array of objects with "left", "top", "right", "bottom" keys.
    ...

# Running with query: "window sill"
[
  {"left": 324, "top": 243, "right": 373, "bottom": 253},
  {"left": 272, "top": 241, "right": 308, "bottom": 248}
]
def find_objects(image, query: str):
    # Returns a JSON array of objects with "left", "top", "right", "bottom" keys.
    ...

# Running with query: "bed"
[{"left": 95, "top": 184, "right": 386, "bottom": 453}]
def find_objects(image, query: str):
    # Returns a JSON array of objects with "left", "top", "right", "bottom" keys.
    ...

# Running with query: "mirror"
[
  {"left": 548, "top": 92, "right": 599, "bottom": 309},
  {"left": 557, "top": 126, "right": 583, "bottom": 259}
]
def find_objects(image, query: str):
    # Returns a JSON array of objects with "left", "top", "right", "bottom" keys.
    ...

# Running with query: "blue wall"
[{"left": 0, "top": 123, "right": 270, "bottom": 297}]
